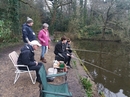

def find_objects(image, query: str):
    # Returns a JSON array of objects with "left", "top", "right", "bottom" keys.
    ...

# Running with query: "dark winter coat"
[
  {"left": 54, "top": 41, "right": 67, "bottom": 55},
  {"left": 17, "top": 44, "right": 36, "bottom": 67},
  {"left": 22, "top": 23, "right": 36, "bottom": 43},
  {"left": 66, "top": 42, "right": 72, "bottom": 54},
  {"left": 54, "top": 41, "right": 69, "bottom": 63}
]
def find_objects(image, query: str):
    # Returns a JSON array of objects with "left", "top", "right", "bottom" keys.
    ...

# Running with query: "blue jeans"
[{"left": 41, "top": 46, "right": 47, "bottom": 58}]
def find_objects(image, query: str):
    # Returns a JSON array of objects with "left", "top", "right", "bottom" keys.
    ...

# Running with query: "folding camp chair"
[
  {"left": 39, "top": 65, "right": 72, "bottom": 97},
  {"left": 9, "top": 51, "right": 36, "bottom": 84}
]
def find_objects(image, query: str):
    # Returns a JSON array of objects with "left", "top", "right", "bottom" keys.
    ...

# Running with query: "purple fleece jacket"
[{"left": 38, "top": 29, "right": 50, "bottom": 46}]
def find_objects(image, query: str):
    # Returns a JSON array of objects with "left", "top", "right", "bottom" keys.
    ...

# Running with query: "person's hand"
[
  {"left": 67, "top": 53, "right": 70, "bottom": 56},
  {"left": 35, "top": 61, "right": 38, "bottom": 65},
  {"left": 28, "top": 41, "right": 31, "bottom": 45},
  {"left": 71, "top": 54, "right": 74, "bottom": 58},
  {"left": 66, "top": 48, "right": 69, "bottom": 50}
]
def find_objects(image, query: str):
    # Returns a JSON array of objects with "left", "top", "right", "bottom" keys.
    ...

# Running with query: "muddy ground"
[{"left": 0, "top": 41, "right": 92, "bottom": 97}]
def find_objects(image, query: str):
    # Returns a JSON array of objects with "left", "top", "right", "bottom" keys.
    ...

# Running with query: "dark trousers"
[
  {"left": 19, "top": 62, "right": 43, "bottom": 82},
  {"left": 67, "top": 56, "right": 71, "bottom": 66},
  {"left": 55, "top": 53, "right": 69, "bottom": 64},
  {"left": 29, "top": 63, "right": 42, "bottom": 81}
]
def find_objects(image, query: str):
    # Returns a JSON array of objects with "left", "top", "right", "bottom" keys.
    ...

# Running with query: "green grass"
[{"left": 80, "top": 77, "right": 93, "bottom": 97}]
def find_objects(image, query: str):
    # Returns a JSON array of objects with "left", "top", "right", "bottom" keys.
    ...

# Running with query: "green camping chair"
[{"left": 39, "top": 65, "right": 72, "bottom": 97}]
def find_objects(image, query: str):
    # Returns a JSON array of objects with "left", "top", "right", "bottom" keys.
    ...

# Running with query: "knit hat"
[
  {"left": 30, "top": 40, "right": 41, "bottom": 47},
  {"left": 26, "top": 17, "right": 33, "bottom": 23}
]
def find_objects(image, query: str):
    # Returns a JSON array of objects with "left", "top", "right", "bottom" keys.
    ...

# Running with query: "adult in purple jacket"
[{"left": 38, "top": 23, "right": 51, "bottom": 63}]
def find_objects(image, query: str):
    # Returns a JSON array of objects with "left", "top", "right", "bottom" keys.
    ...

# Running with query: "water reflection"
[{"left": 73, "top": 40, "right": 130, "bottom": 97}]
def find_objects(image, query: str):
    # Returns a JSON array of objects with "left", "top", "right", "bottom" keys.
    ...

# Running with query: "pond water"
[{"left": 73, "top": 40, "right": 130, "bottom": 97}]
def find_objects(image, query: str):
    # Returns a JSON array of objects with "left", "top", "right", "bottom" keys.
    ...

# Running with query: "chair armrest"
[
  {"left": 42, "top": 90, "right": 72, "bottom": 96},
  {"left": 14, "top": 65, "right": 30, "bottom": 71},
  {"left": 14, "top": 65, "right": 27, "bottom": 67},
  {"left": 46, "top": 72, "right": 66, "bottom": 78}
]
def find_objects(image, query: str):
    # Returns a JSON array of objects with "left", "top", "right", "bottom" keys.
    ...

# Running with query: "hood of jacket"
[
  {"left": 21, "top": 44, "right": 34, "bottom": 53},
  {"left": 22, "top": 23, "right": 30, "bottom": 28}
]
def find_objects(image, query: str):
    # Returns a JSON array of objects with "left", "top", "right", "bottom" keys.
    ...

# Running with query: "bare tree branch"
[
  {"left": 45, "top": 0, "right": 53, "bottom": 15},
  {"left": 19, "top": 0, "right": 35, "bottom": 8},
  {"left": 57, "top": 0, "right": 72, "bottom": 8}
]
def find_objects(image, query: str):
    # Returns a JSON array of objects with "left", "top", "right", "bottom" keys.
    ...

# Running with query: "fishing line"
[
  {"left": 73, "top": 56, "right": 120, "bottom": 77},
  {"left": 72, "top": 49, "right": 107, "bottom": 54}
]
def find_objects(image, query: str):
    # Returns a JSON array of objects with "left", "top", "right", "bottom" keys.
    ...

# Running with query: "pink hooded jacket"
[{"left": 38, "top": 29, "right": 50, "bottom": 46}]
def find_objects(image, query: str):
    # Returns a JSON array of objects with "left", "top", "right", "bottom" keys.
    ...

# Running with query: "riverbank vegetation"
[
  {"left": 72, "top": 58, "right": 93, "bottom": 97},
  {"left": 1, "top": 0, "right": 130, "bottom": 44},
  {"left": 80, "top": 77, "right": 93, "bottom": 97},
  {"left": 72, "top": 51, "right": 101, "bottom": 97}
]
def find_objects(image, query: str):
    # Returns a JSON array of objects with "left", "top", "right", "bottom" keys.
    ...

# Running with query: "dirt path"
[{"left": 0, "top": 42, "right": 87, "bottom": 97}]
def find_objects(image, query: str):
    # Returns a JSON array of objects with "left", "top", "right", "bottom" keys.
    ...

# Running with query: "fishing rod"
[
  {"left": 73, "top": 56, "right": 120, "bottom": 77},
  {"left": 72, "top": 49, "right": 108, "bottom": 54}
]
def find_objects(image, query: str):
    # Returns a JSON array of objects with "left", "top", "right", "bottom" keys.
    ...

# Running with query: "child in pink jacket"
[{"left": 38, "top": 23, "right": 51, "bottom": 63}]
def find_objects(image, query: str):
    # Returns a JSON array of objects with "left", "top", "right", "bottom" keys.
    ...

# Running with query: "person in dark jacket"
[
  {"left": 54, "top": 36, "right": 70, "bottom": 65},
  {"left": 66, "top": 38, "right": 73, "bottom": 68},
  {"left": 17, "top": 40, "right": 42, "bottom": 83},
  {"left": 22, "top": 17, "right": 36, "bottom": 44}
]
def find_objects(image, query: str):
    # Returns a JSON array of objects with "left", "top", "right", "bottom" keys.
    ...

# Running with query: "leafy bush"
[{"left": 0, "top": 20, "right": 12, "bottom": 42}]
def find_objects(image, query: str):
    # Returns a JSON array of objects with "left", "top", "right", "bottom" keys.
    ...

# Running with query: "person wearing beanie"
[
  {"left": 22, "top": 17, "right": 36, "bottom": 44},
  {"left": 38, "top": 23, "right": 51, "bottom": 63}
]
